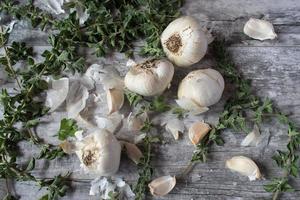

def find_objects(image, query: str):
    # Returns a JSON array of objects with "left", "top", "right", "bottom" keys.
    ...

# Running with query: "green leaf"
[
  {"left": 25, "top": 157, "right": 35, "bottom": 171},
  {"left": 58, "top": 118, "right": 78, "bottom": 140}
]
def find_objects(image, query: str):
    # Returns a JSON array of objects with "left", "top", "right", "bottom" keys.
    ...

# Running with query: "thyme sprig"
[{"left": 0, "top": 28, "right": 77, "bottom": 199}]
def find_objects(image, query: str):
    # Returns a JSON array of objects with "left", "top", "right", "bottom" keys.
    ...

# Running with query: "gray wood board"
[{"left": 1, "top": 0, "right": 300, "bottom": 199}]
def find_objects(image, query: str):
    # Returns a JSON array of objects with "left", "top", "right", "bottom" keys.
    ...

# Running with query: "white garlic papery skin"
[
  {"left": 243, "top": 18, "right": 277, "bottom": 41},
  {"left": 76, "top": 129, "right": 121, "bottom": 176},
  {"left": 177, "top": 68, "right": 224, "bottom": 112},
  {"left": 161, "top": 16, "right": 208, "bottom": 67},
  {"left": 124, "top": 59, "right": 174, "bottom": 96},
  {"left": 226, "top": 156, "right": 262, "bottom": 181}
]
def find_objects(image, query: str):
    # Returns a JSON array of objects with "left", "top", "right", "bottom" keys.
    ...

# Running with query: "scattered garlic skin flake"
[
  {"left": 148, "top": 175, "right": 176, "bottom": 197},
  {"left": 226, "top": 156, "right": 262, "bottom": 181},
  {"left": 123, "top": 142, "right": 143, "bottom": 164},
  {"left": 46, "top": 77, "right": 69, "bottom": 112},
  {"left": 188, "top": 122, "right": 211, "bottom": 145},
  {"left": 241, "top": 124, "right": 260, "bottom": 146},
  {"left": 106, "top": 88, "right": 124, "bottom": 114},
  {"left": 243, "top": 18, "right": 277, "bottom": 41},
  {"left": 165, "top": 118, "right": 185, "bottom": 140}
]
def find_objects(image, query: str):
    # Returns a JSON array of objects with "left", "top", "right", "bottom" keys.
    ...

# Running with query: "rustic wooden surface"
[{"left": 1, "top": 0, "right": 300, "bottom": 199}]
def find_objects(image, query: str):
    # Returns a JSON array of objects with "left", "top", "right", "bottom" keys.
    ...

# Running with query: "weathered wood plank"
[{"left": 1, "top": 0, "right": 300, "bottom": 199}]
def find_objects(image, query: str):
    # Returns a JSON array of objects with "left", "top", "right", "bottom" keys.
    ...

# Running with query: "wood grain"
[{"left": 1, "top": 0, "right": 300, "bottom": 199}]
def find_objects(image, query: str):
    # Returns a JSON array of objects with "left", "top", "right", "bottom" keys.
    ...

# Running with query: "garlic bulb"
[
  {"left": 177, "top": 69, "right": 224, "bottom": 113},
  {"left": 148, "top": 175, "right": 176, "bottom": 197},
  {"left": 124, "top": 59, "right": 174, "bottom": 96},
  {"left": 244, "top": 18, "right": 277, "bottom": 41},
  {"left": 161, "top": 16, "right": 210, "bottom": 67},
  {"left": 226, "top": 156, "right": 262, "bottom": 181},
  {"left": 76, "top": 129, "right": 121, "bottom": 176}
]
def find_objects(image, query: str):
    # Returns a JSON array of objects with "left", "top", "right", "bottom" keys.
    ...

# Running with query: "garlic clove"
[
  {"left": 188, "top": 122, "right": 211, "bottom": 145},
  {"left": 243, "top": 18, "right": 277, "bottom": 41},
  {"left": 127, "top": 112, "right": 147, "bottom": 132},
  {"left": 124, "top": 59, "right": 174, "bottom": 96},
  {"left": 241, "top": 124, "right": 261, "bottom": 146},
  {"left": 95, "top": 113, "right": 123, "bottom": 134},
  {"left": 226, "top": 156, "right": 262, "bottom": 181},
  {"left": 46, "top": 77, "right": 69, "bottom": 112},
  {"left": 175, "top": 98, "right": 209, "bottom": 114},
  {"left": 165, "top": 118, "right": 185, "bottom": 140},
  {"left": 161, "top": 16, "right": 208, "bottom": 67},
  {"left": 106, "top": 88, "right": 124, "bottom": 114},
  {"left": 123, "top": 142, "right": 143, "bottom": 164},
  {"left": 148, "top": 175, "right": 176, "bottom": 197}
]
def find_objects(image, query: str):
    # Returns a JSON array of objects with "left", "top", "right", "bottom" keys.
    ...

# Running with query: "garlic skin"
[
  {"left": 226, "top": 156, "right": 262, "bottom": 181},
  {"left": 177, "top": 69, "right": 224, "bottom": 113},
  {"left": 148, "top": 175, "right": 176, "bottom": 197},
  {"left": 124, "top": 59, "right": 174, "bottom": 96},
  {"left": 46, "top": 77, "right": 69, "bottom": 112},
  {"left": 76, "top": 129, "right": 121, "bottom": 176},
  {"left": 161, "top": 16, "right": 209, "bottom": 67},
  {"left": 241, "top": 124, "right": 261, "bottom": 147},
  {"left": 164, "top": 118, "right": 185, "bottom": 140},
  {"left": 244, "top": 18, "right": 277, "bottom": 41}
]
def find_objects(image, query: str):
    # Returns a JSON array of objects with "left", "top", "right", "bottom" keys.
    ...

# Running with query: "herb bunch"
[
  {"left": 0, "top": 0, "right": 183, "bottom": 58},
  {"left": 0, "top": 27, "right": 76, "bottom": 199}
]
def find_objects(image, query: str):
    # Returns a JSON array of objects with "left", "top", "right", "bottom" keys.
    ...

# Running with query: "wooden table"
[{"left": 1, "top": 0, "right": 300, "bottom": 199}]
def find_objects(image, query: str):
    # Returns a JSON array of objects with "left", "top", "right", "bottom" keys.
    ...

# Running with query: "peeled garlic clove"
[
  {"left": 148, "top": 175, "right": 176, "bottom": 197},
  {"left": 177, "top": 69, "right": 224, "bottom": 113},
  {"left": 165, "top": 118, "right": 185, "bottom": 140},
  {"left": 241, "top": 124, "right": 261, "bottom": 146},
  {"left": 226, "top": 156, "right": 262, "bottom": 181},
  {"left": 46, "top": 77, "right": 69, "bottom": 112},
  {"left": 188, "top": 122, "right": 211, "bottom": 145},
  {"left": 123, "top": 142, "right": 143, "bottom": 164},
  {"left": 76, "top": 129, "right": 121, "bottom": 176},
  {"left": 106, "top": 88, "right": 124, "bottom": 114},
  {"left": 243, "top": 18, "right": 277, "bottom": 41},
  {"left": 124, "top": 59, "right": 174, "bottom": 96},
  {"left": 161, "top": 16, "right": 208, "bottom": 67}
]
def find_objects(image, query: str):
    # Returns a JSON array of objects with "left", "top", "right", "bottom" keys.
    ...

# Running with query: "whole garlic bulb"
[
  {"left": 76, "top": 129, "right": 121, "bottom": 176},
  {"left": 177, "top": 68, "right": 224, "bottom": 113},
  {"left": 161, "top": 16, "right": 210, "bottom": 67},
  {"left": 124, "top": 59, "right": 174, "bottom": 96}
]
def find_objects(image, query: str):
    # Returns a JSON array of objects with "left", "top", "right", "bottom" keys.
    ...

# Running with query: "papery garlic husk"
[
  {"left": 226, "top": 156, "right": 262, "bottom": 181},
  {"left": 164, "top": 118, "right": 185, "bottom": 140},
  {"left": 95, "top": 113, "right": 123, "bottom": 134},
  {"left": 161, "top": 16, "right": 209, "bottom": 67},
  {"left": 106, "top": 88, "right": 124, "bottom": 114},
  {"left": 188, "top": 121, "right": 211, "bottom": 145},
  {"left": 76, "top": 129, "right": 121, "bottom": 176},
  {"left": 241, "top": 124, "right": 261, "bottom": 146},
  {"left": 123, "top": 142, "right": 143, "bottom": 164},
  {"left": 148, "top": 175, "right": 176, "bottom": 197},
  {"left": 243, "top": 18, "right": 277, "bottom": 41},
  {"left": 66, "top": 81, "right": 89, "bottom": 118},
  {"left": 124, "top": 59, "right": 174, "bottom": 96},
  {"left": 177, "top": 69, "right": 224, "bottom": 113},
  {"left": 46, "top": 77, "right": 69, "bottom": 112}
]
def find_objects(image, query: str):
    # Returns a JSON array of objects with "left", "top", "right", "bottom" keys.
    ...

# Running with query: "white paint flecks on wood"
[{"left": 1, "top": 0, "right": 300, "bottom": 199}]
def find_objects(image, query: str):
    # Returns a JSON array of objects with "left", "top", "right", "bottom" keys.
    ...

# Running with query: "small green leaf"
[{"left": 58, "top": 118, "right": 78, "bottom": 140}]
